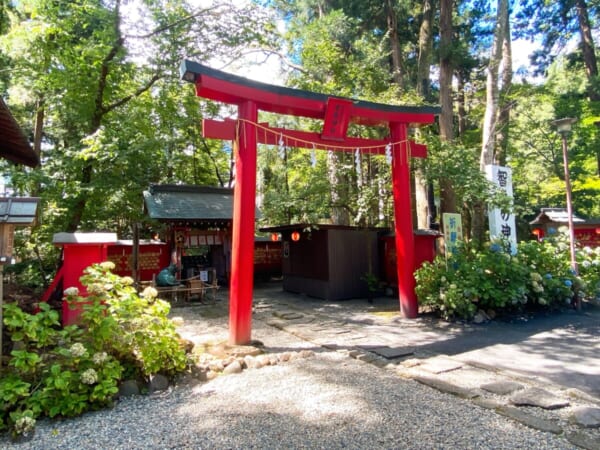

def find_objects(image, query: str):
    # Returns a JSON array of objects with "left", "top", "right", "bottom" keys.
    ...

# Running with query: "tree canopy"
[{"left": 1, "top": 0, "right": 599, "bottom": 287}]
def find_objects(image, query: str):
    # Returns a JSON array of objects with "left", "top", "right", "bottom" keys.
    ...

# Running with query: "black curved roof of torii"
[{"left": 180, "top": 60, "right": 440, "bottom": 125}]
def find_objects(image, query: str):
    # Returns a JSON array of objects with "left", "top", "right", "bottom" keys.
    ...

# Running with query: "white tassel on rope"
[
  {"left": 385, "top": 142, "right": 392, "bottom": 164},
  {"left": 278, "top": 133, "right": 285, "bottom": 160},
  {"left": 355, "top": 148, "right": 362, "bottom": 182},
  {"left": 311, "top": 144, "right": 317, "bottom": 168}
]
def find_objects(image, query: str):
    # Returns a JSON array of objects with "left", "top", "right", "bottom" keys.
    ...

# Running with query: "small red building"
[
  {"left": 143, "top": 184, "right": 281, "bottom": 283},
  {"left": 381, "top": 230, "right": 441, "bottom": 288},
  {"left": 41, "top": 233, "right": 169, "bottom": 325},
  {"left": 530, "top": 208, "right": 600, "bottom": 247}
]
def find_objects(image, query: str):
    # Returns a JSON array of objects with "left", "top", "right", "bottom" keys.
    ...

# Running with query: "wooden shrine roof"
[
  {"left": 0, "top": 98, "right": 39, "bottom": 167},
  {"left": 143, "top": 184, "right": 236, "bottom": 224},
  {"left": 529, "top": 208, "right": 586, "bottom": 225}
]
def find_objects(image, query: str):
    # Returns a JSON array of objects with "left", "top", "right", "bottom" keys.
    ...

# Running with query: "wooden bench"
[
  {"left": 147, "top": 269, "right": 220, "bottom": 305},
  {"left": 184, "top": 271, "right": 220, "bottom": 303}
]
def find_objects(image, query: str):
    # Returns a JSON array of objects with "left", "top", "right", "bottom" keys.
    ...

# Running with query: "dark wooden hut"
[{"left": 260, "top": 224, "right": 381, "bottom": 300}]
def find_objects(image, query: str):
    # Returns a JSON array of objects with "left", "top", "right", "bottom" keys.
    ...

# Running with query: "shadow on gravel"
[{"left": 250, "top": 282, "right": 600, "bottom": 398}]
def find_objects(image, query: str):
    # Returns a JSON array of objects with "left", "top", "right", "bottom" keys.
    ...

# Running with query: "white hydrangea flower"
[
  {"left": 80, "top": 368, "right": 98, "bottom": 385},
  {"left": 63, "top": 287, "right": 79, "bottom": 297},
  {"left": 87, "top": 283, "right": 105, "bottom": 295},
  {"left": 14, "top": 416, "right": 36, "bottom": 435},
  {"left": 69, "top": 343, "right": 87, "bottom": 358},
  {"left": 142, "top": 286, "right": 158, "bottom": 299},
  {"left": 121, "top": 276, "right": 134, "bottom": 286},
  {"left": 99, "top": 261, "right": 116, "bottom": 271},
  {"left": 530, "top": 272, "right": 542, "bottom": 282},
  {"left": 92, "top": 352, "right": 108, "bottom": 364}
]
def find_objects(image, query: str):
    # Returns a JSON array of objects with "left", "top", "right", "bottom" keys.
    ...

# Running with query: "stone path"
[{"left": 172, "top": 283, "right": 600, "bottom": 450}]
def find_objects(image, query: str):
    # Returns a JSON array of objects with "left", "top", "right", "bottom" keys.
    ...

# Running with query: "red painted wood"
[
  {"left": 390, "top": 122, "right": 418, "bottom": 318},
  {"left": 195, "top": 76, "right": 435, "bottom": 126},
  {"left": 182, "top": 62, "right": 441, "bottom": 337},
  {"left": 410, "top": 142, "right": 427, "bottom": 158},
  {"left": 321, "top": 98, "right": 353, "bottom": 140},
  {"left": 228, "top": 101, "right": 258, "bottom": 345},
  {"left": 61, "top": 243, "right": 110, "bottom": 325}
]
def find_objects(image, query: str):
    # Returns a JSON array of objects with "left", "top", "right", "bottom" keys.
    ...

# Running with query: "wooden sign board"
[{"left": 0, "top": 223, "right": 15, "bottom": 264}]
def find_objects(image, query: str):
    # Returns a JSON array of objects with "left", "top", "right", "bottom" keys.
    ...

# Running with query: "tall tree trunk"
[
  {"left": 496, "top": 9, "right": 513, "bottom": 166},
  {"left": 474, "top": 0, "right": 508, "bottom": 244},
  {"left": 328, "top": 151, "right": 350, "bottom": 225},
  {"left": 439, "top": 0, "right": 457, "bottom": 215},
  {"left": 65, "top": 0, "right": 159, "bottom": 231},
  {"left": 575, "top": 0, "right": 599, "bottom": 100},
  {"left": 33, "top": 97, "right": 44, "bottom": 158},
  {"left": 414, "top": 0, "right": 434, "bottom": 229},
  {"left": 417, "top": 0, "right": 433, "bottom": 100},
  {"left": 457, "top": 72, "right": 467, "bottom": 136},
  {"left": 386, "top": 0, "right": 403, "bottom": 87},
  {"left": 480, "top": 0, "right": 507, "bottom": 171}
]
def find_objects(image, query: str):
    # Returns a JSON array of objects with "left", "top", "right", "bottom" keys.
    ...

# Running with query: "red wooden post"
[
  {"left": 390, "top": 122, "right": 418, "bottom": 318},
  {"left": 229, "top": 101, "right": 258, "bottom": 344}
]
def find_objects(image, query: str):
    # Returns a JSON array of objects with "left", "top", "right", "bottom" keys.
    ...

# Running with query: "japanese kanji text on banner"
[{"left": 485, "top": 165, "right": 517, "bottom": 254}]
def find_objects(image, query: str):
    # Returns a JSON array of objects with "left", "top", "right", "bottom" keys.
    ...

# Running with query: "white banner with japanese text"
[{"left": 485, "top": 164, "right": 517, "bottom": 254}]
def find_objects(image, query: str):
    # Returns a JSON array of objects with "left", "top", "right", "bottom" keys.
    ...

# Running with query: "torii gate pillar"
[
  {"left": 229, "top": 101, "right": 258, "bottom": 344},
  {"left": 390, "top": 122, "right": 417, "bottom": 318}
]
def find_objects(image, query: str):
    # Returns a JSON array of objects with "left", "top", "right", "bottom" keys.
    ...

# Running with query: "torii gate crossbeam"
[{"left": 180, "top": 60, "right": 440, "bottom": 345}]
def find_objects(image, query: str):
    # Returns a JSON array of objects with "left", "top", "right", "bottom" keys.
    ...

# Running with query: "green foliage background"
[{"left": 0, "top": 0, "right": 598, "bottom": 288}]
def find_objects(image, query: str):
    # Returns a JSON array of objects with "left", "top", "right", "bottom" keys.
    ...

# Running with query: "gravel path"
[
  {"left": 0, "top": 352, "right": 578, "bottom": 449},
  {"left": 1, "top": 299, "right": 580, "bottom": 450}
]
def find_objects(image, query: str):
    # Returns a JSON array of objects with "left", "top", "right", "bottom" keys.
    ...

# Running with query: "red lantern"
[
  {"left": 291, "top": 231, "right": 300, "bottom": 241},
  {"left": 532, "top": 228, "right": 542, "bottom": 237},
  {"left": 270, "top": 233, "right": 279, "bottom": 242}
]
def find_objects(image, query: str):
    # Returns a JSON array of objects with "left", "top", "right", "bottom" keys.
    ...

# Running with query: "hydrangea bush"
[
  {"left": 1, "top": 262, "right": 189, "bottom": 438},
  {"left": 415, "top": 230, "right": 600, "bottom": 320}
]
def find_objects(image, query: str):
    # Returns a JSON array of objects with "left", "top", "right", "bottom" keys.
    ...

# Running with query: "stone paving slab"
[
  {"left": 496, "top": 405, "right": 563, "bottom": 435},
  {"left": 239, "top": 285, "right": 600, "bottom": 447},
  {"left": 481, "top": 381, "right": 525, "bottom": 395},
  {"left": 357, "top": 345, "right": 415, "bottom": 359},
  {"left": 418, "top": 356, "right": 464, "bottom": 374},
  {"left": 569, "top": 406, "right": 600, "bottom": 428},
  {"left": 509, "top": 387, "right": 571, "bottom": 410},
  {"left": 566, "top": 430, "right": 600, "bottom": 450}
]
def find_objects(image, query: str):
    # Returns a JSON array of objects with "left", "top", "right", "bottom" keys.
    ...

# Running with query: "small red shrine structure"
[
  {"left": 530, "top": 208, "right": 600, "bottom": 247},
  {"left": 180, "top": 60, "right": 440, "bottom": 344},
  {"left": 41, "top": 233, "right": 169, "bottom": 325}
]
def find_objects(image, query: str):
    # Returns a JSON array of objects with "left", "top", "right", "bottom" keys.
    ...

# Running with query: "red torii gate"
[{"left": 180, "top": 60, "right": 440, "bottom": 345}]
